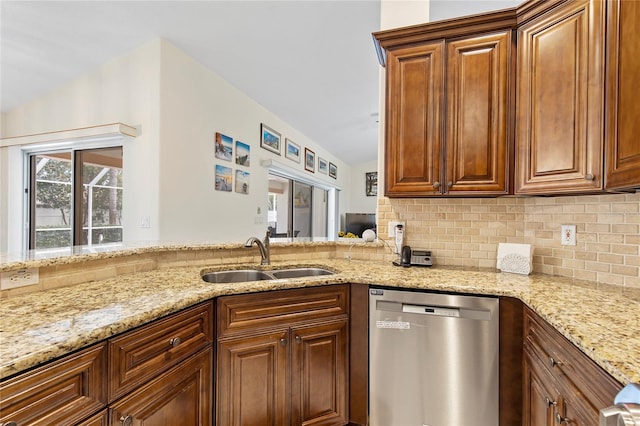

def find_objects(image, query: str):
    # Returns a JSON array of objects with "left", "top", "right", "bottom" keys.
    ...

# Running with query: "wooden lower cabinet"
[
  {"left": 217, "top": 330, "right": 289, "bottom": 425},
  {"left": 216, "top": 286, "right": 350, "bottom": 426},
  {"left": 109, "top": 346, "right": 212, "bottom": 426},
  {"left": 0, "top": 343, "right": 107, "bottom": 426},
  {"left": 77, "top": 409, "right": 109, "bottom": 426},
  {"left": 0, "top": 302, "right": 214, "bottom": 426},
  {"left": 522, "top": 308, "right": 622, "bottom": 426},
  {"left": 291, "top": 320, "right": 348, "bottom": 426}
]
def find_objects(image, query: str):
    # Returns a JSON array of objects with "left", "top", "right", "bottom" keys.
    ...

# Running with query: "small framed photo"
[
  {"left": 318, "top": 157, "right": 328, "bottom": 174},
  {"left": 285, "top": 138, "right": 300, "bottom": 163},
  {"left": 215, "top": 164, "right": 233, "bottom": 192},
  {"left": 235, "top": 170, "right": 250, "bottom": 194},
  {"left": 215, "top": 132, "right": 233, "bottom": 162},
  {"left": 260, "top": 123, "right": 281, "bottom": 155},
  {"left": 329, "top": 162, "right": 337, "bottom": 179},
  {"left": 235, "top": 141, "right": 250, "bottom": 166},
  {"left": 366, "top": 171, "right": 378, "bottom": 196},
  {"left": 305, "top": 148, "right": 315, "bottom": 172}
]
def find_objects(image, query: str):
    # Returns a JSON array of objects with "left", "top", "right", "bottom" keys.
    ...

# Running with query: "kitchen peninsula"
[{"left": 1, "top": 241, "right": 638, "bottom": 425}]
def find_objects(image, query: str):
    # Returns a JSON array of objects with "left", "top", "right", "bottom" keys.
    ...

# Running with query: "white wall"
[
  {"left": 1, "top": 40, "right": 163, "bottom": 251},
  {"left": 1, "top": 39, "right": 350, "bottom": 248},
  {"left": 157, "top": 41, "right": 349, "bottom": 241},
  {"left": 348, "top": 160, "right": 378, "bottom": 214},
  {"left": 429, "top": 0, "right": 521, "bottom": 21}
]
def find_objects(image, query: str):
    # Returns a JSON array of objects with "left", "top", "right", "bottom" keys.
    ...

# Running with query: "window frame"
[{"left": 22, "top": 138, "right": 125, "bottom": 252}]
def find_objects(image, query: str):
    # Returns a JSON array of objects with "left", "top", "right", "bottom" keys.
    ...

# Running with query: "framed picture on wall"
[
  {"left": 329, "top": 162, "right": 337, "bottom": 179},
  {"left": 285, "top": 138, "right": 300, "bottom": 163},
  {"left": 318, "top": 157, "right": 328, "bottom": 174},
  {"left": 215, "top": 164, "right": 233, "bottom": 192},
  {"left": 215, "top": 132, "right": 233, "bottom": 161},
  {"left": 235, "top": 141, "right": 250, "bottom": 166},
  {"left": 366, "top": 171, "right": 378, "bottom": 196},
  {"left": 235, "top": 170, "right": 250, "bottom": 194},
  {"left": 260, "top": 123, "right": 281, "bottom": 155},
  {"left": 305, "top": 148, "right": 315, "bottom": 172}
]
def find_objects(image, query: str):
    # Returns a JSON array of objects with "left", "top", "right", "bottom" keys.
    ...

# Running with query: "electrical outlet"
[
  {"left": 561, "top": 225, "right": 576, "bottom": 246},
  {"left": 388, "top": 221, "right": 405, "bottom": 237},
  {"left": 1, "top": 268, "right": 39, "bottom": 290}
]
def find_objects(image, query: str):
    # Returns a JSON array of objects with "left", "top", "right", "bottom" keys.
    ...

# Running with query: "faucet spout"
[{"left": 244, "top": 229, "right": 271, "bottom": 265}]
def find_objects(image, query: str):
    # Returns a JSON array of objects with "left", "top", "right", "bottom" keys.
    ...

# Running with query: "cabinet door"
[
  {"left": 446, "top": 31, "right": 512, "bottom": 195},
  {"left": 516, "top": 0, "right": 605, "bottom": 194},
  {"left": 523, "top": 352, "right": 558, "bottom": 426},
  {"left": 217, "top": 331, "right": 289, "bottom": 426},
  {"left": 385, "top": 41, "right": 444, "bottom": 196},
  {"left": 605, "top": 0, "right": 640, "bottom": 189},
  {"left": 291, "top": 320, "right": 349, "bottom": 426},
  {"left": 109, "top": 347, "right": 212, "bottom": 426},
  {"left": 0, "top": 343, "right": 107, "bottom": 426}
]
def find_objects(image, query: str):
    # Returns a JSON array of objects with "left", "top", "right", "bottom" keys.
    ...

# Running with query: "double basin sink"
[{"left": 202, "top": 267, "right": 335, "bottom": 284}]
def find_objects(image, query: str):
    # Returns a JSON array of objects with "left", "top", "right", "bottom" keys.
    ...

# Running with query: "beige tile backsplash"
[
  {"left": 2, "top": 193, "right": 637, "bottom": 298},
  {"left": 377, "top": 193, "right": 640, "bottom": 287}
]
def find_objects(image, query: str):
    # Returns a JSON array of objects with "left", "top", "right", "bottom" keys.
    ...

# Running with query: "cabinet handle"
[
  {"left": 433, "top": 181, "right": 441, "bottom": 189},
  {"left": 549, "top": 357, "right": 563, "bottom": 368},
  {"left": 169, "top": 337, "right": 181, "bottom": 347},
  {"left": 1, "top": 422, "right": 18, "bottom": 426},
  {"left": 280, "top": 337, "right": 287, "bottom": 346},
  {"left": 120, "top": 415, "right": 133, "bottom": 426},
  {"left": 584, "top": 173, "right": 595, "bottom": 181},
  {"left": 295, "top": 335, "right": 302, "bottom": 344},
  {"left": 545, "top": 397, "right": 557, "bottom": 407},
  {"left": 555, "top": 413, "right": 570, "bottom": 424}
]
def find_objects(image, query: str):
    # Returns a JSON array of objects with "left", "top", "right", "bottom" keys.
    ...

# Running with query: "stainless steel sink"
[
  {"left": 201, "top": 266, "right": 335, "bottom": 283},
  {"left": 201, "top": 269, "right": 273, "bottom": 283},
  {"left": 270, "top": 268, "right": 334, "bottom": 279}
]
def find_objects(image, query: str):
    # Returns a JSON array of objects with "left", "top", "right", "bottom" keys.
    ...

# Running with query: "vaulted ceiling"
[{"left": 1, "top": 1, "right": 382, "bottom": 164}]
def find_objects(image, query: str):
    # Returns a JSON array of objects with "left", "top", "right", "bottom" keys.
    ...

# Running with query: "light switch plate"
[{"left": 561, "top": 225, "right": 576, "bottom": 246}]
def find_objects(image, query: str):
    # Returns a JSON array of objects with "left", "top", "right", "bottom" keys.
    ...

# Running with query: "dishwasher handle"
[{"left": 402, "top": 304, "right": 460, "bottom": 318}]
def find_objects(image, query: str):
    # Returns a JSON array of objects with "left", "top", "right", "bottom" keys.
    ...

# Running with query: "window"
[
  {"left": 28, "top": 146, "right": 123, "bottom": 250},
  {"left": 268, "top": 173, "right": 329, "bottom": 239}
]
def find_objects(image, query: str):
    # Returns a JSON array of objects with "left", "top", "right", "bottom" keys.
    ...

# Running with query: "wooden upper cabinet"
[
  {"left": 515, "top": 0, "right": 606, "bottom": 194},
  {"left": 605, "top": 0, "right": 640, "bottom": 190},
  {"left": 446, "top": 32, "right": 512, "bottom": 195},
  {"left": 375, "top": 11, "right": 515, "bottom": 197},
  {"left": 385, "top": 41, "right": 444, "bottom": 196}
]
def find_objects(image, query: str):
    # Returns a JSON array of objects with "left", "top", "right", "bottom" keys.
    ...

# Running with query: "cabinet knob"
[
  {"left": 280, "top": 337, "right": 287, "bottom": 346},
  {"left": 433, "top": 181, "right": 441, "bottom": 189},
  {"left": 555, "top": 413, "right": 570, "bottom": 424},
  {"left": 548, "top": 357, "right": 563, "bottom": 368},
  {"left": 584, "top": 173, "right": 595, "bottom": 181},
  {"left": 447, "top": 181, "right": 453, "bottom": 188},
  {"left": 295, "top": 335, "right": 302, "bottom": 344},
  {"left": 545, "top": 397, "right": 557, "bottom": 407},
  {"left": 169, "top": 337, "right": 181, "bottom": 347},
  {"left": 120, "top": 415, "right": 133, "bottom": 426},
  {"left": 1, "top": 422, "right": 18, "bottom": 426}
]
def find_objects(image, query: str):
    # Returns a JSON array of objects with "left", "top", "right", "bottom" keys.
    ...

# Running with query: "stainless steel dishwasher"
[{"left": 369, "top": 287, "right": 499, "bottom": 426}]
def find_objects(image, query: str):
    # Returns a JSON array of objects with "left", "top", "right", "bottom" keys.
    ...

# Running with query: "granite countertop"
[{"left": 1, "top": 258, "right": 639, "bottom": 386}]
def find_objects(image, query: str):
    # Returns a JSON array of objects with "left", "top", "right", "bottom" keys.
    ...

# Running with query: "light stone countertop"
[{"left": 1, "top": 258, "right": 639, "bottom": 386}]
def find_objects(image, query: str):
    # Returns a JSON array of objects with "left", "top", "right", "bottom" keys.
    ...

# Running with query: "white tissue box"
[{"left": 496, "top": 243, "right": 533, "bottom": 275}]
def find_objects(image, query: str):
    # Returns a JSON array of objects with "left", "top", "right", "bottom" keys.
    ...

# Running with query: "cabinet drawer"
[
  {"left": 217, "top": 285, "right": 349, "bottom": 338},
  {"left": 108, "top": 301, "right": 213, "bottom": 401},
  {"left": 523, "top": 308, "right": 621, "bottom": 412},
  {"left": 0, "top": 343, "right": 107, "bottom": 426}
]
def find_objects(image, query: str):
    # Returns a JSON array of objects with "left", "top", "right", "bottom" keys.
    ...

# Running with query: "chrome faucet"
[{"left": 244, "top": 229, "right": 271, "bottom": 265}]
